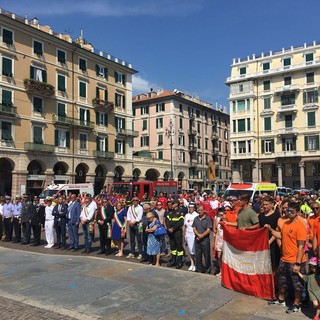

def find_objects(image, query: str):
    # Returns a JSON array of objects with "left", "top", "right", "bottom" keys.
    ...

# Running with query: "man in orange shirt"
[
  {"left": 312, "top": 204, "right": 320, "bottom": 256},
  {"left": 308, "top": 203, "right": 319, "bottom": 252},
  {"left": 266, "top": 202, "right": 307, "bottom": 314},
  {"left": 224, "top": 196, "right": 240, "bottom": 229}
]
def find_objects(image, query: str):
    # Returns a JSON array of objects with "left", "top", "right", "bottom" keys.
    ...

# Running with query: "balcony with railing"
[
  {"left": 24, "top": 79, "right": 55, "bottom": 97},
  {"left": 276, "top": 150, "right": 301, "bottom": 157},
  {"left": 277, "top": 104, "right": 298, "bottom": 114},
  {"left": 52, "top": 115, "right": 94, "bottom": 129},
  {"left": 277, "top": 127, "right": 298, "bottom": 136},
  {"left": 93, "top": 150, "right": 114, "bottom": 159},
  {"left": 92, "top": 98, "right": 114, "bottom": 112},
  {"left": 187, "top": 129, "right": 197, "bottom": 136},
  {"left": 24, "top": 142, "right": 55, "bottom": 153},
  {"left": 211, "top": 132, "right": 219, "bottom": 140},
  {"left": 0, "top": 104, "right": 17, "bottom": 117},
  {"left": 116, "top": 128, "right": 139, "bottom": 137},
  {"left": 274, "top": 84, "right": 300, "bottom": 94},
  {"left": 188, "top": 145, "right": 197, "bottom": 152}
]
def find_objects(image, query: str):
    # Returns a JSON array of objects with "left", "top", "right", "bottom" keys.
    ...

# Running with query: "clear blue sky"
[{"left": 3, "top": 0, "right": 320, "bottom": 107}]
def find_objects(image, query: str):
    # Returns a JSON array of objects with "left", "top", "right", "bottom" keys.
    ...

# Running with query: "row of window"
[
  {"left": 1, "top": 27, "right": 126, "bottom": 85},
  {"left": 238, "top": 52, "right": 316, "bottom": 76}
]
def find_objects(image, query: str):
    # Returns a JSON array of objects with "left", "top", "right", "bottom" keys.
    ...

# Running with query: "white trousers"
[{"left": 45, "top": 220, "right": 54, "bottom": 246}]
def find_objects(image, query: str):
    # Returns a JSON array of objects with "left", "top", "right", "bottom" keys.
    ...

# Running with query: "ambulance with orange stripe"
[{"left": 224, "top": 182, "right": 277, "bottom": 202}]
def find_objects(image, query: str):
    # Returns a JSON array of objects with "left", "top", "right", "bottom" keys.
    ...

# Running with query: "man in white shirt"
[
  {"left": 126, "top": 197, "right": 143, "bottom": 260},
  {"left": 44, "top": 197, "right": 55, "bottom": 248},
  {"left": 80, "top": 194, "right": 96, "bottom": 254}
]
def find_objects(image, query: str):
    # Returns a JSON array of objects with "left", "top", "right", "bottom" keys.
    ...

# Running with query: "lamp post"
[{"left": 166, "top": 118, "right": 175, "bottom": 180}]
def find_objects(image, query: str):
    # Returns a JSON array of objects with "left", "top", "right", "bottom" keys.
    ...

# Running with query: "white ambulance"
[
  {"left": 224, "top": 182, "right": 277, "bottom": 202},
  {"left": 38, "top": 183, "right": 94, "bottom": 201}
]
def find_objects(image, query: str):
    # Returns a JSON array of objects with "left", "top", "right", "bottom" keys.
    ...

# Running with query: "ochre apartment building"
[{"left": 226, "top": 41, "right": 320, "bottom": 189}]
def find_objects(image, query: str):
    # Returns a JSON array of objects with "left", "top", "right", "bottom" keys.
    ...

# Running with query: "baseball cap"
[{"left": 308, "top": 257, "right": 318, "bottom": 266}]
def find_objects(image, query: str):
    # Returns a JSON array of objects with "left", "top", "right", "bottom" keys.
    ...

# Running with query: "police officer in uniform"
[
  {"left": 12, "top": 195, "right": 22, "bottom": 243},
  {"left": 165, "top": 199, "right": 185, "bottom": 269},
  {"left": 21, "top": 194, "right": 35, "bottom": 245},
  {"left": 3, "top": 196, "right": 13, "bottom": 242},
  {"left": 30, "top": 196, "right": 43, "bottom": 246}
]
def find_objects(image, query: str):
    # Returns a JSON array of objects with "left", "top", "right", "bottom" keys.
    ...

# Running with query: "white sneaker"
[
  {"left": 192, "top": 266, "right": 196, "bottom": 272},
  {"left": 136, "top": 254, "right": 143, "bottom": 260},
  {"left": 188, "top": 265, "right": 194, "bottom": 271},
  {"left": 126, "top": 253, "right": 135, "bottom": 259},
  {"left": 44, "top": 245, "right": 51, "bottom": 248}
]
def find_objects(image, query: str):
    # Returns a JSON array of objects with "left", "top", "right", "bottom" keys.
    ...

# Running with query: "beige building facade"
[
  {"left": 132, "top": 89, "right": 231, "bottom": 192},
  {"left": 0, "top": 8, "right": 137, "bottom": 196},
  {"left": 226, "top": 41, "right": 320, "bottom": 189}
]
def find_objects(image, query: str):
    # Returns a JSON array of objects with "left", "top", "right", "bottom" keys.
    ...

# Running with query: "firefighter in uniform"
[{"left": 165, "top": 199, "right": 184, "bottom": 269}]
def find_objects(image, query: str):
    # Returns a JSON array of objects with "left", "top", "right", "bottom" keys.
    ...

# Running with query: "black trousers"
[
  {"left": 55, "top": 221, "right": 66, "bottom": 247},
  {"left": 32, "top": 224, "right": 41, "bottom": 245},
  {"left": 195, "top": 237, "right": 211, "bottom": 273},
  {"left": 98, "top": 224, "right": 111, "bottom": 252},
  {"left": 4, "top": 218, "right": 13, "bottom": 241},
  {"left": 13, "top": 217, "right": 21, "bottom": 242},
  {"left": 168, "top": 229, "right": 183, "bottom": 256},
  {"left": 0, "top": 218, "right": 3, "bottom": 239},
  {"left": 129, "top": 225, "right": 142, "bottom": 255},
  {"left": 21, "top": 222, "right": 31, "bottom": 244}
]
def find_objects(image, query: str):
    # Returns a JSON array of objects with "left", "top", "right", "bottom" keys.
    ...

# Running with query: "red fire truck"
[{"left": 112, "top": 180, "right": 178, "bottom": 200}]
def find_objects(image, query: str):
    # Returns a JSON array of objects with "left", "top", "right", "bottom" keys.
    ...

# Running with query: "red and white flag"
[{"left": 221, "top": 226, "right": 275, "bottom": 300}]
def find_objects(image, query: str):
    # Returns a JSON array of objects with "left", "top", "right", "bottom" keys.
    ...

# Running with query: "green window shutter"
[
  {"left": 57, "top": 103, "right": 65, "bottom": 116},
  {"left": 140, "top": 137, "right": 143, "bottom": 146},
  {"left": 104, "top": 68, "right": 108, "bottom": 79},
  {"left": 79, "top": 58, "right": 86, "bottom": 71},
  {"left": 261, "top": 140, "right": 265, "bottom": 153},
  {"left": 79, "top": 82, "right": 86, "bottom": 97},
  {"left": 80, "top": 109, "right": 85, "bottom": 121},
  {"left": 271, "top": 139, "right": 275, "bottom": 153},
  {"left": 34, "top": 41, "right": 43, "bottom": 55},
  {"left": 105, "top": 138, "right": 108, "bottom": 151},
  {"left": 96, "top": 87, "right": 99, "bottom": 98},
  {"left": 264, "top": 117, "right": 271, "bottom": 131},
  {"left": 115, "top": 139, "right": 118, "bottom": 153},
  {"left": 305, "top": 136, "right": 308, "bottom": 151},
  {"left": 283, "top": 58, "right": 291, "bottom": 66},
  {"left": 115, "top": 71, "right": 118, "bottom": 82},
  {"left": 3, "top": 29, "right": 13, "bottom": 44},
  {"left": 238, "top": 119, "right": 245, "bottom": 132},
  {"left": 2, "top": 90, "right": 12, "bottom": 106},
  {"left": 293, "top": 137, "right": 297, "bottom": 150},
  {"left": 96, "top": 136, "right": 100, "bottom": 151},
  {"left": 54, "top": 130, "right": 59, "bottom": 146},
  {"left": 2, "top": 57, "right": 12, "bottom": 77},
  {"left": 316, "top": 135, "right": 320, "bottom": 150},
  {"left": 104, "top": 89, "right": 108, "bottom": 101},
  {"left": 123, "top": 142, "right": 126, "bottom": 154},
  {"left": 95, "top": 64, "right": 99, "bottom": 76},
  {"left": 308, "top": 112, "right": 316, "bottom": 126},
  {"left": 122, "top": 95, "right": 126, "bottom": 109},
  {"left": 30, "top": 66, "right": 35, "bottom": 79},
  {"left": 247, "top": 118, "right": 250, "bottom": 131},
  {"left": 104, "top": 114, "right": 108, "bottom": 126},
  {"left": 282, "top": 138, "right": 285, "bottom": 151},
  {"left": 303, "top": 91, "right": 306, "bottom": 104},
  {"left": 122, "top": 75, "right": 126, "bottom": 85},
  {"left": 58, "top": 75, "right": 65, "bottom": 91},
  {"left": 96, "top": 112, "right": 99, "bottom": 124},
  {"left": 86, "top": 110, "right": 90, "bottom": 122},
  {"left": 66, "top": 131, "right": 70, "bottom": 148},
  {"left": 42, "top": 70, "right": 47, "bottom": 83},
  {"left": 315, "top": 90, "right": 319, "bottom": 102},
  {"left": 33, "top": 97, "right": 42, "bottom": 112},
  {"left": 306, "top": 53, "right": 313, "bottom": 62}
]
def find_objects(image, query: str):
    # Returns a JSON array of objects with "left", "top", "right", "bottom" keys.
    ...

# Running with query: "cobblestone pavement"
[{"left": 0, "top": 295, "right": 78, "bottom": 320}]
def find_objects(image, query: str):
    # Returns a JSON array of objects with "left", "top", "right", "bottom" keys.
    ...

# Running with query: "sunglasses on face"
[
  {"left": 286, "top": 209, "right": 295, "bottom": 214},
  {"left": 313, "top": 207, "right": 320, "bottom": 210}
]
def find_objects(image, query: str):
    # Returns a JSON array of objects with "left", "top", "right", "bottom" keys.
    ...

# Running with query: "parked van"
[
  {"left": 224, "top": 182, "right": 277, "bottom": 202},
  {"left": 38, "top": 183, "right": 94, "bottom": 201},
  {"left": 277, "top": 187, "right": 293, "bottom": 196}
]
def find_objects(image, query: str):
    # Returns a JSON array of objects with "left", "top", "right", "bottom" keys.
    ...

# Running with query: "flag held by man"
[{"left": 221, "top": 226, "right": 275, "bottom": 300}]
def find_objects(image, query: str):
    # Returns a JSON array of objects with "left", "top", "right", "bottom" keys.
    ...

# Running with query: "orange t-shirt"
[
  {"left": 308, "top": 216, "right": 319, "bottom": 241},
  {"left": 226, "top": 209, "right": 238, "bottom": 230},
  {"left": 281, "top": 218, "right": 307, "bottom": 263},
  {"left": 312, "top": 217, "right": 320, "bottom": 244}
]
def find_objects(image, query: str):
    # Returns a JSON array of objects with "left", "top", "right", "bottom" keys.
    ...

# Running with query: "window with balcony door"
[
  {"left": 264, "top": 97, "right": 271, "bottom": 109},
  {"left": 142, "top": 119, "right": 147, "bottom": 131},
  {"left": 307, "top": 111, "right": 316, "bottom": 127},
  {"left": 179, "top": 117, "right": 183, "bottom": 129},
  {"left": 115, "top": 139, "right": 125, "bottom": 154},
  {"left": 237, "top": 119, "right": 246, "bottom": 132},
  {"left": 55, "top": 129, "right": 70, "bottom": 148},
  {"left": 284, "top": 76, "right": 291, "bottom": 86},
  {"left": 264, "top": 117, "right": 271, "bottom": 131},
  {"left": 158, "top": 134, "right": 163, "bottom": 146},
  {"left": 115, "top": 117, "right": 125, "bottom": 130},
  {"left": 2, "top": 28, "right": 13, "bottom": 45},
  {"left": 79, "top": 81, "right": 87, "bottom": 98},
  {"left": 57, "top": 50, "right": 66, "bottom": 64},
  {"left": 79, "top": 108, "right": 90, "bottom": 125},
  {"left": 282, "top": 138, "right": 296, "bottom": 151},
  {"left": 283, "top": 57, "right": 291, "bottom": 69},
  {"left": 79, "top": 58, "right": 87, "bottom": 71},
  {"left": 2, "top": 57, "right": 13, "bottom": 77},
  {"left": 261, "top": 139, "right": 274, "bottom": 154},
  {"left": 158, "top": 150, "right": 163, "bottom": 160},
  {"left": 115, "top": 72, "right": 126, "bottom": 85},
  {"left": 57, "top": 103, "right": 66, "bottom": 117},
  {"left": 96, "top": 87, "right": 108, "bottom": 101},
  {"left": 156, "top": 103, "right": 165, "bottom": 112},
  {"left": 306, "top": 72, "right": 315, "bottom": 84},
  {"left": 156, "top": 118, "right": 163, "bottom": 129},
  {"left": 96, "top": 64, "right": 108, "bottom": 79},
  {"left": 305, "top": 136, "right": 319, "bottom": 151},
  {"left": 2, "top": 89, "right": 12, "bottom": 107},
  {"left": 263, "top": 80, "right": 270, "bottom": 91},
  {"left": 303, "top": 90, "right": 318, "bottom": 104},
  {"left": 179, "top": 135, "right": 185, "bottom": 146},
  {"left": 96, "top": 136, "right": 108, "bottom": 151},
  {"left": 141, "top": 106, "right": 149, "bottom": 115},
  {"left": 96, "top": 112, "right": 108, "bottom": 126},
  {"left": 238, "top": 141, "right": 246, "bottom": 154},
  {"left": 33, "top": 40, "right": 43, "bottom": 55},
  {"left": 281, "top": 93, "right": 295, "bottom": 106},
  {"left": 115, "top": 92, "right": 125, "bottom": 108},
  {"left": 33, "top": 126, "right": 43, "bottom": 144},
  {"left": 141, "top": 136, "right": 149, "bottom": 147},
  {"left": 285, "top": 114, "right": 292, "bottom": 128},
  {"left": 1, "top": 121, "right": 12, "bottom": 141},
  {"left": 305, "top": 53, "right": 314, "bottom": 64},
  {"left": 79, "top": 133, "right": 87, "bottom": 150},
  {"left": 57, "top": 74, "right": 66, "bottom": 92},
  {"left": 30, "top": 66, "right": 46, "bottom": 82},
  {"left": 33, "top": 96, "right": 43, "bottom": 113}
]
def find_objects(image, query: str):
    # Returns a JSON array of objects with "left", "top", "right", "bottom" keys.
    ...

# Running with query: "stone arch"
[
  {"left": 0, "top": 158, "right": 14, "bottom": 195},
  {"left": 163, "top": 171, "right": 170, "bottom": 181},
  {"left": 27, "top": 160, "right": 44, "bottom": 175},
  {"left": 94, "top": 164, "right": 105, "bottom": 195},
  {"left": 75, "top": 163, "right": 89, "bottom": 183},
  {"left": 145, "top": 168, "right": 160, "bottom": 181},
  {"left": 114, "top": 166, "right": 124, "bottom": 182},
  {"left": 132, "top": 168, "right": 141, "bottom": 182},
  {"left": 53, "top": 161, "right": 68, "bottom": 175}
]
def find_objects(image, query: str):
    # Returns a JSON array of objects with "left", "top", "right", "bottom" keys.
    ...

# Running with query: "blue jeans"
[
  {"left": 82, "top": 224, "right": 93, "bottom": 252},
  {"left": 68, "top": 220, "right": 79, "bottom": 249}
]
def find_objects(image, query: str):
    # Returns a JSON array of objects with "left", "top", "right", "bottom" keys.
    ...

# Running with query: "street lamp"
[{"left": 165, "top": 118, "right": 175, "bottom": 180}]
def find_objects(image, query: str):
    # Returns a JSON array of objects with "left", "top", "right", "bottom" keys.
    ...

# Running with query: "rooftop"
[{"left": 0, "top": 7, "right": 134, "bottom": 70}]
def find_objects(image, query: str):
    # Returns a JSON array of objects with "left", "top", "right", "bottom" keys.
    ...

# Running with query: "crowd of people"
[{"left": 1, "top": 188, "right": 320, "bottom": 318}]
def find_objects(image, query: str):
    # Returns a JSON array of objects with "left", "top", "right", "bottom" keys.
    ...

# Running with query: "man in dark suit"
[
  {"left": 52, "top": 196, "right": 68, "bottom": 249},
  {"left": 67, "top": 193, "right": 81, "bottom": 251},
  {"left": 30, "top": 196, "right": 44, "bottom": 246}
]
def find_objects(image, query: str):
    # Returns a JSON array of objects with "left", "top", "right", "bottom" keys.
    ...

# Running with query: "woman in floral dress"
[{"left": 145, "top": 211, "right": 161, "bottom": 266}]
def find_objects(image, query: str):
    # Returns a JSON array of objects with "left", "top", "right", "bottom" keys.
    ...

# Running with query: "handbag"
[{"left": 154, "top": 225, "right": 167, "bottom": 237}]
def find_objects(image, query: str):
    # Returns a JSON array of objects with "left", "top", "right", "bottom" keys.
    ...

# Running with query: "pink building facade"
[{"left": 132, "top": 89, "right": 231, "bottom": 192}]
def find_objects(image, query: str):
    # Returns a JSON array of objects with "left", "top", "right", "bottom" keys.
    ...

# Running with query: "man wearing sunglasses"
[{"left": 266, "top": 202, "right": 307, "bottom": 314}]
